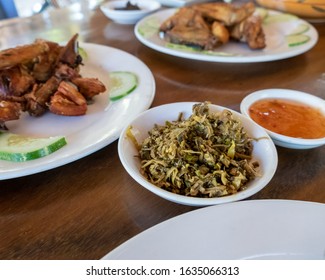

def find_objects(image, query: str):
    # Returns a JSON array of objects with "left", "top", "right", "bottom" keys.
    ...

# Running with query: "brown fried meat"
[
  {"left": 159, "top": 2, "right": 266, "bottom": 50},
  {"left": 0, "top": 34, "right": 106, "bottom": 129}
]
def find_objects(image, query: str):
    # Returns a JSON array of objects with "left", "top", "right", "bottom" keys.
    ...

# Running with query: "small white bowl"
[
  {"left": 118, "top": 102, "right": 278, "bottom": 207},
  {"left": 100, "top": 0, "right": 161, "bottom": 25},
  {"left": 240, "top": 89, "right": 325, "bottom": 149}
]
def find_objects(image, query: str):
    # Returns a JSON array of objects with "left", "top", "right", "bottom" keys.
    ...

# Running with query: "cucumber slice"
[
  {"left": 78, "top": 46, "right": 88, "bottom": 60},
  {"left": 137, "top": 18, "right": 160, "bottom": 38},
  {"left": 264, "top": 13, "right": 298, "bottom": 25},
  {"left": 290, "top": 24, "right": 310, "bottom": 35},
  {"left": 109, "top": 71, "right": 138, "bottom": 101},
  {"left": 0, "top": 132, "right": 67, "bottom": 162},
  {"left": 286, "top": 34, "right": 310, "bottom": 47}
]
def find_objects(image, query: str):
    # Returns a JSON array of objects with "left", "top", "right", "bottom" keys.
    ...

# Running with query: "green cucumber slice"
[
  {"left": 109, "top": 71, "right": 138, "bottom": 101},
  {"left": 264, "top": 13, "right": 298, "bottom": 25},
  {"left": 286, "top": 34, "right": 310, "bottom": 47},
  {"left": 78, "top": 46, "right": 88, "bottom": 60},
  {"left": 289, "top": 23, "right": 310, "bottom": 35},
  {"left": 0, "top": 132, "right": 67, "bottom": 162},
  {"left": 137, "top": 18, "right": 160, "bottom": 38}
]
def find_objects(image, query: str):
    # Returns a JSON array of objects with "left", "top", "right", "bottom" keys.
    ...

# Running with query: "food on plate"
[
  {"left": 0, "top": 41, "right": 49, "bottom": 70},
  {"left": 160, "top": 7, "right": 217, "bottom": 50},
  {"left": 159, "top": 2, "right": 266, "bottom": 50},
  {"left": 0, "top": 34, "right": 106, "bottom": 130},
  {"left": 48, "top": 81, "right": 87, "bottom": 116},
  {"left": 230, "top": 13, "right": 266, "bottom": 49},
  {"left": 193, "top": 1, "right": 256, "bottom": 26},
  {"left": 129, "top": 102, "right": 259, "bottom": 198},
  {"left": 109, "top": 71, "right": 138, "bottom": 101},
  {"left": 249, "top": 99, "right": 325, "bottom": 139},
  {"left": 0, "top": 131, "right": 66, "bottom": 162}
]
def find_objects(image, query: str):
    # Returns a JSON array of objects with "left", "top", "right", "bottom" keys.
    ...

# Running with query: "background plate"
[
  {"left": 135, "top": 8, "right": 318, "bottom": 63},
  {"left": 103, "top": 199, "right": 325, "bottom": 259},
  {"left": 0, "top": 43, "right": 155, "bottom": 180}
]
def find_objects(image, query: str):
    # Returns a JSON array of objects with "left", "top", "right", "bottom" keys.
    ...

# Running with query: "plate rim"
[{"left": 103, "top": 199, "right": 325, "bottom": 260}]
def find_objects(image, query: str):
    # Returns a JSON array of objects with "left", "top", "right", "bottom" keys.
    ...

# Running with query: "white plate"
[
  {"left": 135, "top": 8, "right": 318, "bottom": 63},
  {"left": 103, "top": 199, "right": 325, "bottom": 260},
  {"left": 118, "top": 102, "right": 278, "bottom": 206},
  {"left": 0, "top": 43, "right": 155, "bottom": 180}
]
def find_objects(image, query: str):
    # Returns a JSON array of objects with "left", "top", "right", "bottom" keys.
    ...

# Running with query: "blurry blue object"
[{"left": 0, "top": 0, "right": 18, "bottom": 19}]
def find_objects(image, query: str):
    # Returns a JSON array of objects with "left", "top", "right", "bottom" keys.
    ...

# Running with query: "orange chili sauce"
[{"left": 248, "top": 99, "right": 325, "bottom": 139}]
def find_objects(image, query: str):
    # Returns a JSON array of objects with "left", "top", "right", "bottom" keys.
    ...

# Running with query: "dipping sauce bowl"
[{"left": 240, "top": 89, "right": 325, "bottom": 149}]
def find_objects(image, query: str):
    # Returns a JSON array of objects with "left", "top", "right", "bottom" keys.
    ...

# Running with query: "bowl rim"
[
  {"left": 118, "top": 102, "right": 278, "bottom": 206},
  {"left": 240, "top": 88, "right": 325, "bottom": 146}
]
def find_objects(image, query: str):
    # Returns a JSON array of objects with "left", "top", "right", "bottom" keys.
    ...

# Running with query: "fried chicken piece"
[
  {"left": 0, "top": 41, "right": 49, "bottom": 70},
  {"left": 165, "top": 25, "right": 218, "bottom": 50},
  {"left": 230, "top": 14, "right": 266, "bottom": 49},
  {"left": 72, "top": 77, "right": 106, "bottom": 100},
  {"left": 160, "top": 7, "right": 208, "bottom": 32},
  {"left": 56, "top": 33, "right": 82, "bottom": 68},
  {"left": 0, "top": 100, "right": 21, "bottom": 123},
  {"left": 49, "top": 81, "right": 87, "bottom": 116},
  {"left": 24, "top": 84, "right": 47, "bottom": 117},
  {"left": 159, "top": 2, "right": 265, "bottom": 50},
  {"left": 0, "top": 66, "right": 35, "bottom": 97},
  {"left": 32, "top": 40, "right": 62, "bottom": 82},
  {"left": 160, "top": 7, "right": 220, "bottom": 50},
  {"left": 34, "top": 76, "right": 61, "bottom": 107},
  {"left": 211, "top": 21, "right": 229, "bottom": 44},
  {"left": 55, "top": 63, "right": 80, "bottom": 80},
  {"left": 24, "top": 75, "right": 62, "bottom": 117},
  {"left": 0, "top": 33, "right": 106, "bottom": 126},
  {"left": 192, "top": 2, "right": 255, "bottom": 26}
]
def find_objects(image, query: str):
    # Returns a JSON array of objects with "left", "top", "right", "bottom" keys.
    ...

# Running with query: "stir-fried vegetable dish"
[{"left": 129, "top": 102, "right": 259, "bottom": 198}]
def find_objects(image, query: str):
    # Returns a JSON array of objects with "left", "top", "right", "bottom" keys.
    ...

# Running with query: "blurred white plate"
[
  {"left": 135, "top": 8, "right": 318, "bottom": 63},
  {"left": 0, "top": 43, "right": 155, "bottom": 180},
  {"left": 118, "top": 102, "right": 277, "bottom": 206},
  {"left": 103, "top": 199, "right": 325, "bottom": 259}
]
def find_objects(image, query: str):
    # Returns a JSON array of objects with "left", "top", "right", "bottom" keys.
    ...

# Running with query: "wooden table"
[{"left": 0, "top": 1, "right": 324, "bottom": 260}]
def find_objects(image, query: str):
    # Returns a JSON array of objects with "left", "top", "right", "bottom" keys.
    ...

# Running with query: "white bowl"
[
  {"left": 100, "top": 0, "right": 161, "bottom": 25},
  {"left": 240, "top": 89, "right": 325, "bottom": 149},
  {"left": 118, "top": 102, "right": 278, "bottom": 206}
]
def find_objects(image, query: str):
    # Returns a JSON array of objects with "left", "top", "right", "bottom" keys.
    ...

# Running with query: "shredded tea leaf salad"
[{"left": 127, "top": 102, "right": 260, "bottom": 198}]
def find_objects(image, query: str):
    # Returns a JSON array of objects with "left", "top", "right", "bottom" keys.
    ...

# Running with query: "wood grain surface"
[{"left": 0, "top": 0, "right": 324, "bottom": 259}]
